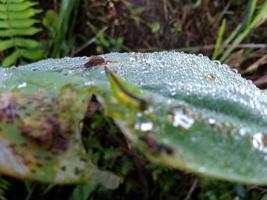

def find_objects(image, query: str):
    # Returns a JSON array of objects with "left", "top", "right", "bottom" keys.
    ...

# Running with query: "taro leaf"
[{"left": 1, "top": 52, "right": 267, "bottom": 185}]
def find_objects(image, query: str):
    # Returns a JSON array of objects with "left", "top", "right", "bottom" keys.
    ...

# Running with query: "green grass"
[{"left": 217, "top": 0, "right": 267, "bottom": 62}]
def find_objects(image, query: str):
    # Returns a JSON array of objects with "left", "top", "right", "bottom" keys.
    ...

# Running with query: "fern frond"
[
  {"left": 0, "top": 0, "right": 25, "bottom": 3},
  {"left": 0, "top": 27, "right": 41, "bottom": 37},
  {"left": 0, "top": 38, "right": 40, "bottom": 51},
  {"left": 0, "top": 0, "right": 43, "bottom": 67},
  {"left": 21, "top": 47, "right": 44, "bottom": 59},
  {"left": 0, "top": 19, "right": 38, "bottom": 28},
  {"left": 0, "top": 9, "right": 42, "bottom": 19},
  {"left": 0, "top": 2, "right": 37, "bottom": 12},
  {"left": 2, "top": 46, "right": 43, "bottom": 66},
  {"left": 2, "top": 49, "right": 21, "bottom": 66}
]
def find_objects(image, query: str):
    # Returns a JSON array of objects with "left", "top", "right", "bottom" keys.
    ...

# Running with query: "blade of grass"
[
  {"left": 224, "top": 24, "right": 242, "bottom": 46},
  {"left": 222, "top": 0, "right": 256, "bottom": 52},
  {"left": 220, "top": 1, "right": 267, "bottom": 62},
  {"left": 212, "top": 19, "right": 226, "bottom": 60},
  {"left": 242, "top": 54, "right": 267, "bottom": 74},
  {"left": 51, "top": 0, "right": 78, "bottom": 57},
  {"left": 241, "top": 0, "right": 257, "bottom": 28}
]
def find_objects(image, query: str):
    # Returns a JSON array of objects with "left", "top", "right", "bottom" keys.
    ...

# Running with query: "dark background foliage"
[{"left": 38, "top": 0, "right": 267, "bottom": 88}]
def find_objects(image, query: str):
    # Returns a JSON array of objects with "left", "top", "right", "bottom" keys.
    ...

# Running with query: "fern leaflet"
[{"left": 0, "top": 0, "right": 43, "bottom": 67}]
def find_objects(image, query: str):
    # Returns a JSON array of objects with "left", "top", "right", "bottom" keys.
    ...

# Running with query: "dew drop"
[
  {"left": 129, "top": 56, "right": 136, "bottom": 62},
  {"left": 252, "top": 133, "right": 267, "bottom": 155},
  {"left": 17, "top": 82, "right": 27, "bottom": 89},
  {"left": 84, "top": 81, "right": 94, "bottom": 86},
  {"left": 204, "top": 74, "right": 216, "bottom": 81},
  {"left": 208, "top": 118, "right": 216, "bottom": 125},
  {"left": 170, "top": 108, "right": 195, "bottom": 129},
  {"left": 213, "top": 60, "right": 221, "bottom": 65},
  {"left": 134, "top": 122, "right": 153, "bottom": 132},
  {"left": 231, "top": 68, "right": 238, "bottom": 73},
  {"left": 239, "top": 128, "right": 247, "bottom": 136}
]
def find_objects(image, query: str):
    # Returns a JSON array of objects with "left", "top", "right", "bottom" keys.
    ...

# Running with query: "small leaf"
[
  {"left": 0, "top": 0, "right": 24, "bottom": 2},
  {"left": 0, "top": 2, "right": 37, "bottom": 12},
  {"left": 0, "top": 39, "right": 13, "bottom": 51},
  {"left": 0, "top": 9, "right": 42, "bottom": 20},
  {"left": 20, "top": 48, "right": 44, "bottom": 60},
  {"left": 0, "top": 38, "right": 40, "bottom": 51},
  {"left": 42, "top": 9, "right": 58, "bottom": 30},
  {"left": 0, "top": 27, "right": 41, "bottom": 37},
  {"left": 0, "top": 19, "right": 37, "bottom": 28},
  {"left": 212, "top": 19, "right": 226, "bottom": 60},
  {"left": 149, "top": 22, "right": 161, "bottom": 33},
  {"left": 69, "top": 184, "right": 95, "bottom": 200},
  {"left": 1, "top": 49, "right": 20, "bottom": 66}
]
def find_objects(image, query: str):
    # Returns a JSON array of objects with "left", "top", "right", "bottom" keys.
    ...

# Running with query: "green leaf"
[
  {"left": 0, "top": 39, "right": 13, "bottom": 51},
  {"left": 220, "top": 1, "right": 267, "bottom": 62},
  {"left": 1, "top": 52, "right": 267, "bottom": 186},
  {"left": 100, "top": 52, "right": 267, "bottom": 185},
  {"left": 42, "top": 9, "right": 58, "bottom": 31},
  {"left": 51, "top": 0, "right": 78, "bottom": 57},
  {"left": 0, "top": 27, "right": 41, "bottom": 37},
  {"left": 249, "top": 1, "right": 267, "bottom": 28},
  {"left": 149, "top": 22, "right": 161, "bottom": 33},
  {"left": 212, "top": 19, "right": 226, "bottom": 60},
  {"left": 241, "top": 0, "right": 257, "bottom": 28},
  {"left": 0, "top": 0, "right": 25, "bottom": 3},
  {"left": 15, "top": 38, "right": 40, "bottom": 48},
  {"left": 69, "top": 184, "right": 95, "bottom": 200},
  {"left": 105, "top": 66, "right": 147, "bottom": 110},
  {"left": 0, "top": 38, "right": 40, "bottom": 51},
  {"left": 0, "top": 19, "right": 37, "bottom": 28},
  {"left": 0, "top": 0, "right": 43, "bottom": 66},
  {"left": 0, "top": 2, "right": 37, "bottom": 12},
  {"left": 0, "top": 9, "right": 42, "bottom": 20},
  {"left": 1, "top": 49, "right": 21, "bottom": 66},
  {"left": 0, "top": 67, "right": 121, "bottom": 188},
  {"left": 20, "top": 48, "right": 44, "bottom": 60}
]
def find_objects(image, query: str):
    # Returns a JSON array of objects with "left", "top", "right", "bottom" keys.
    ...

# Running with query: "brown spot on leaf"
[
  {"left": 140, "top": 135, "right": 174, "bottom": 155},
  {"left": 0, "top": 93, "right": 20, "bottom": 123},
  {"left": 20, "top": 114, "right": 71, "bottom": 153},
  {"left": 0, "top": 92, "right": 74, "bottom": 153},
  {"left": 51, "top": 136, "right": 69, "bottom": 153},
  {"left": 36, "top": 162, "right": 43, "bottom": 168}
]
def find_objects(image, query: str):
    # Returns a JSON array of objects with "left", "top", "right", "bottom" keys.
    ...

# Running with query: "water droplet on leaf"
[
  {"left": 205, "top": 74, "right": 216, "bottom": 81},
  {"left": 17, "top": 82, "right": 27, "bottom": 89},
  {"left": 134, "top": 122, "right": 153, "bottom": 132},
  {"left": 170, "top": 108, "right": 195, "bottom": 129}
]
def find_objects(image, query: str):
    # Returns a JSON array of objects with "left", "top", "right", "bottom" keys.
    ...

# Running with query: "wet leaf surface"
[
  {"left": 1, "top": 52, "right": 267, "bottom": 185},
  {"left": 0, "top": 62, "right": 120, "bottom": 188}
]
